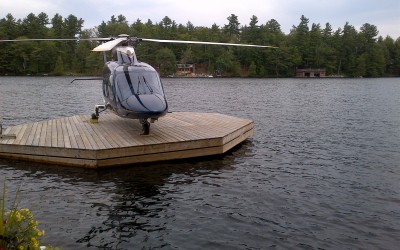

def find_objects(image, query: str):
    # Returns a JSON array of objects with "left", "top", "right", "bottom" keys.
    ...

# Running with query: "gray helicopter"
[{"left": 0, "top": 35, "right": 277, "bottom": 134}]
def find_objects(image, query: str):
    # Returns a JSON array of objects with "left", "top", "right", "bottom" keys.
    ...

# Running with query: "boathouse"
[{"left": 296, "top": 68, "right": 326, "bottom": 78}]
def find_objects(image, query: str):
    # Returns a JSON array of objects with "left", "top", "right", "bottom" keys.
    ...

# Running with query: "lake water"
[{"left": 0, "top": 77, "right": 399, "bottom": 249}]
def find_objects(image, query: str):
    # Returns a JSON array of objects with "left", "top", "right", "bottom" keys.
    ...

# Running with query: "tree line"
[{"left": 0, "top": 12, "right": 399, "bottom": 77}]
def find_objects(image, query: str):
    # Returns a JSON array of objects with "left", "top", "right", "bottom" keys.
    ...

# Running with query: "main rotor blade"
[
  {"left": 92, "top": 38, "right": 127, "bottom": 51},
  {"left": 141, "top": 38, "right": 278, "bottom": 48},
  {"left": 0, "top": 38, "right": 74, "bottom": 42},
  {"left": 0, "top": 38, "right": 110, "bottom": 42}
]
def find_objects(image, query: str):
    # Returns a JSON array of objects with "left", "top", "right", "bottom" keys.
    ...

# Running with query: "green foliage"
[
  {"left": 225, "top": 14, "right": 240, "bottom": 42},
  {"left": 0, "top": 179, "right": 60, "bottom": 249},
  {"left": 248, "top": 61, "right": 257, "bottom": 77},
  {"left": 53, "top": 55, "right": 64, "bottom": 75},
  {"left": 259, "top": 65, "right": 266, "bottom": 77},
  {"left": 3, "top": 208, "right": 45, "bottom": 249},
  {"left": 155, "top": 47, "right": 176, "bottom": 76},
  {"left": 0, "top": 12, "right": 399, "bottom": 77},
  {"left": 0, "top": 180, "right": 5, "bottom": 237},
  {"left": 216, "top": 48, "right": 241, "bottom": 75}
]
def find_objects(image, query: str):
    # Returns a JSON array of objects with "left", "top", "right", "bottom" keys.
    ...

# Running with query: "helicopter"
[{"left": 0, "top": 35, "right": 277, "bottom": 135}]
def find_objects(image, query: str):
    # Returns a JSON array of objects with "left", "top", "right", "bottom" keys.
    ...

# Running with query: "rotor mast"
[{"left": 92, "top": 35, "right": 142, "bottom": 64}]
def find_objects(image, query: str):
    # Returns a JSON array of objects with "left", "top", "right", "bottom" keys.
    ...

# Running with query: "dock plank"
[
  {"left": 44, "top": 120, "right": 52, "bottom": 147},
  {"left": 103, "top": 116, "right": 144, "bottom": 147},
  {"left": 76, "top": 115, "right": 101, "bottom": 150},
  {"left": 56, "top": 118, "right": 65, "bottom": 148},
  {"left": 98, "top": 115, "right": 133, "bottom": 147},
  {"left": 71, "top": 115, "right": 92, "bottom": 150},
  {"left": 60, "top": 117, "right": 71, "bottom": 148},
  {"left": 84, "top": 121, "right": 111, "bottom": 149},
  {"left": 31, "top": 121, "right": 43, "bottom": 146},
  {"left": 13, "top": 123, "right": 29, "bottom": 145},
  {"left": 26, "top": 122, "right": 39, "bottom": 146},
  {"left": 64, "top": 117, "right": 76, "bottom": 149},
  {"left": 90, "top": 116, "right": 121, "bottom": 149},
  {"left": 17, "top": 123, "right": 33, "bottom": 145},
  {"left": 0, "top": 125, "right": 19, "bottom": 144}
]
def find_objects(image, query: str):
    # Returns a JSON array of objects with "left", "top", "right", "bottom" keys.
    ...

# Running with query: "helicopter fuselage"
[{"left": 101, "top": 55, "right": 168, "bottom": 121}]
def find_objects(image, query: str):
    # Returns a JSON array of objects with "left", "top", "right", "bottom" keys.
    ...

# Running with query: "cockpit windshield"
[{"left": 114, "top": 68, "right": 164, "bottom": 100}]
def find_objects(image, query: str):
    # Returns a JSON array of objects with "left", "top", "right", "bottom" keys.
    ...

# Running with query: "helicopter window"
[
  {"left": 114, "top": 69, "right": 163, "bottom": 100},
  {"left": 134, "top": 72, "right": 163, "bottom": 95},
  {"left": 119, "top": 52, "right": 133, "bottom": 64},
  {"left": 115, "top": 74, "right": 132, "bottom": 100}
]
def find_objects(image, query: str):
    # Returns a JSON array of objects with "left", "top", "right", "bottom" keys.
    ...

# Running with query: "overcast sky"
[{"left": 1, "top": 0, "right": 399, "bottom": 39}]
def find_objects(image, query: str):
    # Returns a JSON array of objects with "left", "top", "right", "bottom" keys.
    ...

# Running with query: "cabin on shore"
[
  {"left": 296, "top": 68, "right": 326, "bottom": 78},
  {"left": 176, "top": 63, "right": 195, "bottom": 77},
  {"left": 174, "top": 63, "right": 212, "bottom": 77}
]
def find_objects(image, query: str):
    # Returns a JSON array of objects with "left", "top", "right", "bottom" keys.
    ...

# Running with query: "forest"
[{"left": 0, "top": 12, "right": 399, "bottom": 77}]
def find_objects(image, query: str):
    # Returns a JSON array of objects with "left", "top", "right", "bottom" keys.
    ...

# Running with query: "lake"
[{"left": 0, "top": 77, "right": 399, "bottom": 249}]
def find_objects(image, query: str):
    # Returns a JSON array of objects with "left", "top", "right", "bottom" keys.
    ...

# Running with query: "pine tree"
[{"left": 53, "top": 55, "right": 64, "bottom": 75}]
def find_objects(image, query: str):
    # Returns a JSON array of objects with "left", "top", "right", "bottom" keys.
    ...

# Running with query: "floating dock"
[{"left": 0, "top": 112, "right": 253, "bottom": 168}]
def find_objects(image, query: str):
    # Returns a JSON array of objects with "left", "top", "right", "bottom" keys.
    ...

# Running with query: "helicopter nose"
[{"left": 125, "top": 94, "right": 167, "bottom": 113}]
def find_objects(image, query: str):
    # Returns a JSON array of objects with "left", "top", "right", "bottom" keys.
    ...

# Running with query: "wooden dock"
[{"left": 0, "top": 112, "right": 253, "bottom": 168}]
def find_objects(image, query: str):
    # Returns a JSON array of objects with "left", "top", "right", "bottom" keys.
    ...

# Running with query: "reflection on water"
[
  {"left": 0, "top": 142, "right": 249, "bottom": 249},
  {"left": 77, "top": 151, "right": 242, "bottom": 249},
  {"left": 1, "top": 77, "right": 400, "bottom": 249}
]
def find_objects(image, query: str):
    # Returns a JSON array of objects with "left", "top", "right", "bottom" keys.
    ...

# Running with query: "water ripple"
[{"left": 0, "top": 77, "right": 400, "bottom": 249}]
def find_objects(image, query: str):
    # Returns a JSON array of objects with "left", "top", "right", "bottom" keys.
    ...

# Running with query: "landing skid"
[
  {"left": 92, "top": 104, "right": 155, "bottom": 136},
  {"left": 92, "top": 104, "right": 106, "bottom": 119},
  {"left": 140, "top": 119, "right": 150, "bottom": 135}
]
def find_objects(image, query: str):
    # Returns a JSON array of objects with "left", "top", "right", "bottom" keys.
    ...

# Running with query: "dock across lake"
[{"left": 0, "top": 112, "right": 254, "bottom": 168}]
